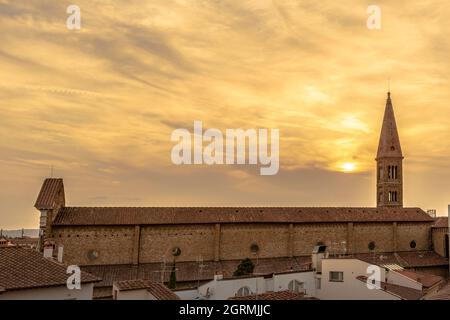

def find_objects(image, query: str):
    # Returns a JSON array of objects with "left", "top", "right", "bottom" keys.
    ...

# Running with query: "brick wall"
[
  {"left": 293, "top": 223, "right": 348, "bottom": 256},
  {"left": 432, "top": 228, "right": 449, "bottom": 257},
  {"left": 53, "top": 226, "right": 135, "bottom": 265},
  {"left": 353, "top": 222, "right": 394, "bottom": 253},
  {"left": 139, "top": 225, "right": 216, "bottom": 263},
  {"left": 219, "top": 224, "right": 289, "bottom": 260},
  {"left": 396, "top": 222, "right": 431, "bottom": 251},
  {"left": 52, "top": 221, "right": 433, "bottom": 266}
]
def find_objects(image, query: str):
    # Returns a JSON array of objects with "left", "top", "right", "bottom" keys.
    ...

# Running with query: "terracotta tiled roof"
[
  {"left": 395, "top": 270, "right": 444, "bottom": 289},
  {"left": 357, "top": 276, "right": 423, "bottom": 300},
  {"left": 228, "top": 290, "right": 314, "bottom": 300},
  {"left": 34, "top": 178, "right": 64, "bottom": 210},
  {"left": 432, "top": 217, "right": 448, "bottom": 228},
  {"left": 52, "top": 207, "right": 433, "bottom": 226},
  {"left": 0, "top": 247, "right": 100, "bottom": 291},
  {"left": 114, "top": 279, "right": 179, "bottom": 300},
  {"left": 355, "top": 251, "right": 448, "bottom": 268},
  {"left": 424, "top": 282, "right": 450, "bottom": 300},
  {"left": 82, "top": 256, "right": 312, "bottom": 288}
]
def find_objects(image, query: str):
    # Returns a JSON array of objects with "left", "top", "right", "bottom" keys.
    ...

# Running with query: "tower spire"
[
  {"left": 376, "top": 92, "right": 402, "bottom": 159},
  {"left": 376, "top": 91, "right": 404, "bottom": 208}
]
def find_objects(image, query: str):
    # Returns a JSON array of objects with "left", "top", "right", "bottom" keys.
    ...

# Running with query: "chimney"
[
  {"left": 43, "top": 241, "right": 54, "bottom": 259},
  {"left": 57, "top": 245, "right": 64, "bottom": 263},
  {"left": 312, "top": 245, "right": 328, "bottom": 273},
  {"left": 214, "top": 271, "right": 223, "bottom": 281}
]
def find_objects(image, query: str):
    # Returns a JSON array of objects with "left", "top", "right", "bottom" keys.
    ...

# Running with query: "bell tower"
[{"left": 376, "top": 92, "right": 404, "bottom": 207}]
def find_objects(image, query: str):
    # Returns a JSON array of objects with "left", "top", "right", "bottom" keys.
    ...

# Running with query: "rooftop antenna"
[{"left": 196, "top": 255, "right": 206, "bottom": 291}]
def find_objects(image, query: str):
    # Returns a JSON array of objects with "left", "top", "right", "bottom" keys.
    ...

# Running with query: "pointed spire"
[{"left": 376, "top": 92, "right": 403, "bottom": 159}]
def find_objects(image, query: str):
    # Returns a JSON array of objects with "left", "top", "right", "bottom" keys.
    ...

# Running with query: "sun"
[{"left": 341, "top": 162, "right": 356, "bottom": 173}]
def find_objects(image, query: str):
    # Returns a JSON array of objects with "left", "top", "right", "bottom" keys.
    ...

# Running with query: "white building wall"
[
  {"left": 174, "top": 288, "right": 199, "bottom": 300},
  {"left": 0, "top": 283, "right": 94, "bottom": 300},
  {"left": 318, "top": 259, "right": 398, "bottom": 300},
  {"left": 198, "top": 277, "right": 266, "bottom": 300},
  {"left": 272, "top": 272, "right": 315, "bottom": 296}
]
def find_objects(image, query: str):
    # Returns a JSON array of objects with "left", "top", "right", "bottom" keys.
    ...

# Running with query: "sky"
[{"left": 1, "top": 0, "right": 450, "bottom": 229}]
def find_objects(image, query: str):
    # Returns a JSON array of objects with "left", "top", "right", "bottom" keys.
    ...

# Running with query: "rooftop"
[
  {"left": 355, "top": 251, "right": 448, "bottom": 268},
  {"left": 432, "top": 217, "right": 448, "bottom": 228},
  {"left": 395, "top": 269, "right": 444, "bottom": 289},
  {"left": 356, "top": 276, "right": 423, "bottom": 300},
  {"left": 424, "top": 281, "right": 450, "bottom": 300},
  {"left": 228, "top": 290, "right": 316, "bottom": 300},
  {"left": 34, "top": 178, "right": 64, "bottom": 210},
  {"left": 114, "top": 279, "right": 179, "bottom": 300},
  {"left": 52, "top": 206, "right": 433, "bottom": 226},
  {"left": 0, "top": 247, "right": 100, "bottom": 292}
]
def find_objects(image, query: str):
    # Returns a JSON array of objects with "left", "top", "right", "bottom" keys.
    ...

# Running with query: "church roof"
[
  {"left": 34, "top": 178, "right": 64, "bottom": 210},
  {"left": 52, "top": 206, "right": 433, "bottom": 226},
  {"left": 377, "top": 92, "right": 403, "bottom": 159}
]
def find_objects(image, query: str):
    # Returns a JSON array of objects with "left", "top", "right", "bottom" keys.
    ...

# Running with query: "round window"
[
  {"left": 172, "top": 247, "right": 181, "bottom": 257},
  {"left": 368, "top": 241, "right": 376, "bottom": 251},
  {"left": 87, "top": 250, "right": 99, "bottom": 261},
  {"left": 250, "top": 244, "right": 260, "bottom": 253},
  {"left": 410, "top": 240, "right": 417, "bottom": 249}
]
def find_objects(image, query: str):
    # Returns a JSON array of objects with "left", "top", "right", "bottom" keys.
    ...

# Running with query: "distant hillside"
[{"left": 0, "top": 229, "right": 39, "bottom": 238}]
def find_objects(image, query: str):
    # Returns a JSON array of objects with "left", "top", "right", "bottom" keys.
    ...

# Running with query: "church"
[{"left": 33, "top": 92, "right": 449, "bottom": 299}]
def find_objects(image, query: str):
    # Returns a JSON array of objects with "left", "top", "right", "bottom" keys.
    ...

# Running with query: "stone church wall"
[
  {"left": 52, "top": 221, "right": 433, "bottom": 266},
  {"left": 139, "top": 224, "right": 216, "bottom": 263},
  {"left": 53, "top": 226, "right": 135, "bottom": 265}
]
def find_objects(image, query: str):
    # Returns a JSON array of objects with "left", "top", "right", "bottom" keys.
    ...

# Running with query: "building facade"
[{"left": 33, "top": 93, "right": 449, "bottom": 298}]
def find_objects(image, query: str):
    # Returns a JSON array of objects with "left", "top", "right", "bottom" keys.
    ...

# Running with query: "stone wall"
[
  {"left": 52, "top": 222, "right": 433, "bottom": 266},
  {"left": 139, "top": 225, "right": 216, "bottom": 263},
  {"left": 432, "top": 228, "right": 449, "bottom": 257},
  {"left": 53, "top": 226, "right": 135, "bottom": 265},
  {"left": 397, "top": 222, "right": 431, "bottom": 251}
]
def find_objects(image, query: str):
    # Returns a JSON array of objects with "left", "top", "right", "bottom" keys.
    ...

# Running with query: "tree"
[
  {"left": 168, "top": 261, "right": 177, "bottom": 289},
  {"left": 233, "top": 258, "right": 255, "bottom": 277}
]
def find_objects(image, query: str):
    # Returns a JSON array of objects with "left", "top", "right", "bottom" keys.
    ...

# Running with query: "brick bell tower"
[{"left": 376, "top": 92, "right": 404, "bottom": 207}]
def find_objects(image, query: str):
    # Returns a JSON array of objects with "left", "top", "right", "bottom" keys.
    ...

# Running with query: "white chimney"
[
  {"left": 214, "top": 272, "right": 223, "bottom": 281},
  {"left": 43, "top": 241, "right": 54, "bottom": 259},
  {"left": 57, "top": 245, "right": 64, "bottom": 263},
  {"left": 312, "top": 245, "right": 328, "bottom": 273}
]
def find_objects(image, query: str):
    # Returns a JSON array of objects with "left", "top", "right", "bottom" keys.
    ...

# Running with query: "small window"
[
  {"left": 410, "top": 240, "right": 417, "bottom": 249},
  {"left": 288, "top": 280, "right": 304, "bottom": 293},
  {"left": 236, "top": 286, "right": 251, "bottom": 297},
  {"left": 329, "top": 271, "right": 344, "bottom": 282},
  {"left": 368, "top": 241, "right": 376, "bottom": 251}
]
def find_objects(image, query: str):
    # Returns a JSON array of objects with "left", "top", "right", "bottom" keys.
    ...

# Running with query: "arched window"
[
  {"left": 236, "top": 286, "right": 251, "bottom": 297},
  {"left": 388, "top": 191, "right": 397, "bottom": 202},
  {"left": 288, "top": 280, "right": 305, "bottom": 293}
]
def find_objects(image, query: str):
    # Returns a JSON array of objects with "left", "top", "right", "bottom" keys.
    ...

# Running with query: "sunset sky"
[{"left": 1, "top": 0, "right": 450, "bottom": 229}]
